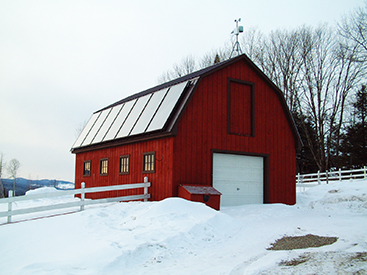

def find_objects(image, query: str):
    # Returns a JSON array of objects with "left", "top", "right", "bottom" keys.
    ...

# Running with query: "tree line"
[
  {"left": 158, "top": 4, "right": 367, "bottom": 174},
  {"left": 0, "top": 153, "right": 20, "bottom": 198}
]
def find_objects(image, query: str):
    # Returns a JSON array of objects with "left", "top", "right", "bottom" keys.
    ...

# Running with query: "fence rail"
[
  {"left": 0, "top": 178, "right": 151, "bottom": 224},
  {"left": 296, "top": 167, "right": 367, "bottom": 189}
]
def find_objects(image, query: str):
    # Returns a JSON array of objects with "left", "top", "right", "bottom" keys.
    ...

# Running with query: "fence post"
[
  {"left": 144, "top": 177, "right": 148, "bottom": 202},
  {"left": 7, "top": 190, "right": 13, "bottom": 223},
  {"left": 339, "top": 168, "right": 342, "bottom": 181},
  {"left": 326, "top": 170, "right": 329, "bottom": 184},
  {"left": 318, "top": 170, "right": 321, "bottom": 184},
  {"left": 364, "top": 166, "right": 366, "bottom": 179},
  {"left": 80, "top": 182, "right": 85, "bottom": 211}
]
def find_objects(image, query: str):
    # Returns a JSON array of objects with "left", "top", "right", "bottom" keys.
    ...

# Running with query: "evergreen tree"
[
  {"left": 293, "top": 112, "right": 319, "bottom": 173},
  {"left": 214, "top": 54, "right": 221, "bottom": 64},
  {"left": 339, "top": 85, "right": 367, "bottom": 168}
]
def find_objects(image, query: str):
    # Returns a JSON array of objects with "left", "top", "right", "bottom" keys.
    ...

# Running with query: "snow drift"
[{"left": 0, "top": 179, "right": 366, "bottom": 274}]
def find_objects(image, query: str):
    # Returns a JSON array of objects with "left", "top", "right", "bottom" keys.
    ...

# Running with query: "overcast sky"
[{"left": 0, "top": 0, "right": 365, "bottom": 182}]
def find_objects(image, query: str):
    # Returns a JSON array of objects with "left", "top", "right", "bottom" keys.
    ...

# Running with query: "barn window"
[
  {"left": 228, "top": 79, "right": 254, "bottom": 136},
  {"left": 100, "top": 158, "right": 108, "bottom": 175},
  {"left": 119, "top": 155, "right": 130, "bottom": 174},
  {"left": 143, "top": 152, "right": 155, "bottom": 173},
  {"left": 83, "top": 160, "right": 91, "bottom": 176}
]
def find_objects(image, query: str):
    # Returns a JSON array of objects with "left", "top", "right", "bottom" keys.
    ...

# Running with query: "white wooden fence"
[
  {"left": 296, "top": 167, "right": 367, "bottom": 190},
  {"left": 0, "top": 178, "right": 151, "bottom": 224}
]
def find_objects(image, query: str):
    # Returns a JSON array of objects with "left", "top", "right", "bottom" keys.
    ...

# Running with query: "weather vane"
[{"left": 230, "top": 18, "right": 244, "bottom": 58}]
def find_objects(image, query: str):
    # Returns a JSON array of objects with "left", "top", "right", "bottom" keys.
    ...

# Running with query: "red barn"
[{"left": 71, "top": 54, "right": 301, "bottom": 208}]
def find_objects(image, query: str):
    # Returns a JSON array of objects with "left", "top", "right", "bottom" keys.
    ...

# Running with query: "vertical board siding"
[
  {"left": 229, "top": 81, "right": 252, "bottom": 136},
  {"left": 173, "top": 60, "right": 296, "bottom": 205},
  {"left": 75, "top": 137, "right": 174, "bottom": 201},
  {"left": 74, "top": 58, "right": 297, "bottom": 205}
]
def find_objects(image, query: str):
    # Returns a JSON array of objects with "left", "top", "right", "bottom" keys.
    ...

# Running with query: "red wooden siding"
[
  {"left": 172, "top": 60, "right": 296, "bottom": 205},
  {"left": 75, "top": 137, "right": 174, "bottom": 201},
  {"left": 229, "top": 80, "right": 253, "bottom": 136},
  {"left": 178, "top": 185, "right": 221, "bottom": 210},
  {"left": 73, "top": 57, "right": 298, "bottom": 206}
]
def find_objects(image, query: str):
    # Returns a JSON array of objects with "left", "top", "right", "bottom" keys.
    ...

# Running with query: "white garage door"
[{"left": 213, "top": 153, "right": 264, "bottom": 206}]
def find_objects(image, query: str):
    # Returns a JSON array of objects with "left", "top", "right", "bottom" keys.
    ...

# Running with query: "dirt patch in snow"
[
  {"left": 267, "top": 234, "right": 338, "bottom": 250},
  {"left": 250, "top": 251, "right": 367, "bottom": 275},
  {"left": 279, "top": 254, "right": 311, "bottom": 266}
]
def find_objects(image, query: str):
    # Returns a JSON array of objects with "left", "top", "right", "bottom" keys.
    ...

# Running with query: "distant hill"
[{"left": 0, "top": 178, "right": 74, "bottom": 196}]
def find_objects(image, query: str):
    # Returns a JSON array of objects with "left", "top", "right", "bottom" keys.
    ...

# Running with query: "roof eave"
[{"left": 71, "top": 130, "right": 175, "bottom": 154}]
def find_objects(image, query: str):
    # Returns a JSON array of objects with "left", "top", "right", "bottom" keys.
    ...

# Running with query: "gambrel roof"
[{"left": 71, "top": 54, "right": 302, "bottom": 153}]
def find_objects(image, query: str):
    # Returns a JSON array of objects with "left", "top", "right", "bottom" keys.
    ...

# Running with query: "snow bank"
[
  {"left": 298, "top": 179, "right": 367, "bottom": 213},
  {"left": 0, "top": 179, "right": 366, "bottom": 274},
  {"left": 25, "top": 186, "right": 60, "bottom": 195}
]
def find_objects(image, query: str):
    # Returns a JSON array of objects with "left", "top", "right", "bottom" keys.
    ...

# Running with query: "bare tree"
[
  {"left": 156, "top": 70, "right": 172, "bottom": 84},
  {"left": 240, "top": 27, "right": 306, "bottom": 114},
  {"left": 158, "top": 55, "right": 198, "bottom": 83},
  {"left": 241, "top": 24, "right": 364, "bottom": 171},
  {"left": 75, "top": 120, "right": 88, "bottom": 139},
  {"left": 329, "top": 34, "right": 364, "bottom": 164},
  {"left": 263, "top": 28, "right": 303, "bottom": 113},
  {"left": 296, "top": 24, "right": 364, "bottom": 171},
  {"left": 173, "top": 55, "right": 197, "bottom": 77},
  {"left": 338, "top": 3, "right": 367, "bottom": 64},
  {"left": 200, "top": 47, "right": 231, "bottom": 68},
  {"left": 0, "top": 153, "right": 5, "bottom": 198},
  {"left": 7, "top": 159, "right": 20, "bottom": 196},
  {"left": 240, "top": 27, "right": 266, "bottom": 69},
  {"left": 158, "top": 47, "right": 232, "bottom": 83},
  {"left": 155, "top": 10, "right": 366, "bottom": 173}
]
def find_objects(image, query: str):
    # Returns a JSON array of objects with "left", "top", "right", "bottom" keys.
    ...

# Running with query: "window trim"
[
  {"left": 100, "top": 158, "right": 109, "bottom": 176},
  {"left": 83, "top": 160, "right": 91, "bottom": 177},
  {"left": 119, "top": 155, "right": 130, "bottom": 175},
  {"left": 227, "top": 78, "right": 255, "bottom": 137},
  {"left": 143, "top": 152, "right": 156, "bottom": 173}
]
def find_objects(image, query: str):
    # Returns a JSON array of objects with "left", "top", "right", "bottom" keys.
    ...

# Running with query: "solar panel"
[
  {"left": 92, "top": 105, "right": 123, "bottom": 144},
  {"left": 103, "top": 100, "right": 136, "bottom": 141},
  {"left": 147, "top": 81, "right": 188, "bottom": 132},
  {"left": 116, "top": 94, "right": 151, "bottom": 138},
  {"left": 130, "top": 87, "right": 169, "bottom": 136},
  {"left": 72, "top": 80, "right": 191, "bottom": 149},
  {"left": 72, "top": 112, "right": 100, "bottom": 148},
  {"left": 81, "top": 109, "right": 110, "bottom": 146}
]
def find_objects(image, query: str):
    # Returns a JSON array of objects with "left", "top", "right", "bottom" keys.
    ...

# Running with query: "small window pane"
[
  {"left": 120, "top": 155, "right": 130, "bottom": 174},
  {"left": 143, "top": 152, "right": 155, "bottom": 173},
  {"left": 100, "top": 158, "right": 108, "bottom": 175},
  {"left": 83, "top": 161, "right": 91, "bottom": 176}
]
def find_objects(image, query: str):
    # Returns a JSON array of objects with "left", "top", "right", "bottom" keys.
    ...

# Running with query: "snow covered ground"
[{"left": 0, "top": 179, "right": 366, "bottom": 274}]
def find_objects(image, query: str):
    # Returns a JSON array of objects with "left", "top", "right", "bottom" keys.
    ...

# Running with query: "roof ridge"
[{"left": 96, "top": 55, "right": 244, "bottom": 113}]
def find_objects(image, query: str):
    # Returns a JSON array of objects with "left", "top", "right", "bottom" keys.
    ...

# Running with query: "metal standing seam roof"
[{"left": 71, "top": 54, "right": 302, "bottom": 151}]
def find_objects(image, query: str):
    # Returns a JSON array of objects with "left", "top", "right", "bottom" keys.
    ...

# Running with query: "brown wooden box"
[{"left": 178, "top": 185, "right": 222, "bottom": 210}]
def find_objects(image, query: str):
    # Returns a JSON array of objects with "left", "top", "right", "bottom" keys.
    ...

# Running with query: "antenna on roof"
[{"left": 230, "top": 18, "right": 244, "bottom": 58}]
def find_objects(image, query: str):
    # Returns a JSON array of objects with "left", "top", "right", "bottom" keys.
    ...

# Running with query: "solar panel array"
[{"left": 72, "top": 80, "right": 193, "bottom": 149}]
